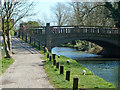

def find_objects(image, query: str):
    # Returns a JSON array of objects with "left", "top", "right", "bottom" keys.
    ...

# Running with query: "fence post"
[
  {"left": 49, "top": 56, "right": 51, "bottom": 61},
  {"left": 18, "top": 24, "right": 23, "bottom": 38},
  {"left": 22, "top": 32, "right": 23, "bottom": 40},
  {"left": 52, "top": 54, "right": 56, "bottom": 60},
  {"left": 56, "top": 62, "right": 59, "bottom": 69},
  {"left": 25, "top": 34, "right": 27, "bottom": 42},
  {"left": 60, "top": 66, "right": 64, "bottom": 74},
  {"left": 53, "top": 60, "right": 56, "bottom": 65},
  {"left": 30, "top": 36, "right": 31, "bottom": 43},
  {"left": 18, "top": 30, "right": 20, "bottom": 38},
  {"left": 39, "top": 42, "right": 40, "bottom": 50},
  {"left": 66, "top": 71, "right": 70, "bottom": 81},
  {"left": 34, "top": 38, "right": 35, "bottom": 46},
  {"left": 73, "top": 78, "right": 78, "bottom": 89},
  {"left": 47, "top": 53, "right": 49, "bottom": 58}
]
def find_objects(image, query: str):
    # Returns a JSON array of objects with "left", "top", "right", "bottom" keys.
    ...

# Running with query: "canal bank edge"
[{"left": 41, "top": 50, "right": 116, "bottom": 89}]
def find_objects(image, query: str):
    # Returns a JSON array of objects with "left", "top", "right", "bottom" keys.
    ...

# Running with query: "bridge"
[{"left": 18, "top": 23, "right": 120, "bottom": 58}]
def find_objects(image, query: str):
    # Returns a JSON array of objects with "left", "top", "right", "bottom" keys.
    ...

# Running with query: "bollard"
[
  {"left": 47, "top": 53, "right": 49, "bottom": 58},
  {"left": 66, "top": 71, "right": 70, "bottom": 81},
  {"left": 49, "top": 56, "right": 51, "bottom": 61},
  {"left": 73, "top": 78, "right": 78, "bottom": 90},
  {"left": 67, "top": 60, "right": 70, "bottom": 65},
  {"left": 60, "top": 66, "right": 64, "bottom": 74},
  {"left": 58, "top": 55, "right": 60, "bottom": 58},
  {"left": 52, "top": 54, "right": 56, "bottom": 60},
  {"left": 53, "top": 60, "right": 56, "bottom": 65},
  {"left": 56, "top": 62, "right": 59, "bottom": 69}
]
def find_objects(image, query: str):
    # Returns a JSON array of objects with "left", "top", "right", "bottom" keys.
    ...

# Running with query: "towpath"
[{"left": 0, "top": 36, "right": 53, "bottom": 88}]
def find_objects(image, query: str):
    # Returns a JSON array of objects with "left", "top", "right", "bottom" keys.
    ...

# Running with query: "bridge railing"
[
  {"left": 50, "top": 26, "right": 119, "bottom": 35},
  {"left": 19, "top": 23, "right": 120, "bottom": 36},
  {"left": 18, "top": 29, "right": 45, "bottom": 50}
]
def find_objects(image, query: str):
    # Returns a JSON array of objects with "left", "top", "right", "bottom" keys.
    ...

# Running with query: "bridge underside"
[{"left": 50, "top": 34, "right": 120, "bottom": 58}]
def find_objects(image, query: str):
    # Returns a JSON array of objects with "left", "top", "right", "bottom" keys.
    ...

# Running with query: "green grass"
[
  {"left": 0, "top": 58, "right": 14, "bottom": 76},
  {"left": 41, "top": 51, "right": 115, "bottom": 88}
]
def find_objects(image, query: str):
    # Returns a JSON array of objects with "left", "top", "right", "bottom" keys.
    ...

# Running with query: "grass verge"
[
  {"left": 0, "top": 58, "right": 14, "bottom": 76},
  {"left": 40, "top": 50, "right": 115, "bottom": 88}
]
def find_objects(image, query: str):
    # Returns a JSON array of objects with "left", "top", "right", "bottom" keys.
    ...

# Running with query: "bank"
[
  {"left": 41, "top": 50, "right": 115, "bottom": 88},
  {"left": 60, "top": 41, "right": 103, "bottom": 55}
]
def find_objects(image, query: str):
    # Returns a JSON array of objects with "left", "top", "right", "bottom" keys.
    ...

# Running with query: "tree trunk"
[{"left": 2, "top": 18, "right": 11, "bottom": 58}]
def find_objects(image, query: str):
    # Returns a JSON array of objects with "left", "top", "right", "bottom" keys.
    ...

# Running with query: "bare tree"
[
  {"left": 0, "top": 0, "right": 36, "bottom": 58},
  {"left": 51, "top": 2, "right": 71, "bottom": 26},
  {"left": 86, "top": 1, "right": 120, "bottom": 28}
]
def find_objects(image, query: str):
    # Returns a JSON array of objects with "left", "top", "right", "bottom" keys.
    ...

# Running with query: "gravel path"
[{"left": 0, "top": 37, "right": 53, "bottom": 88}]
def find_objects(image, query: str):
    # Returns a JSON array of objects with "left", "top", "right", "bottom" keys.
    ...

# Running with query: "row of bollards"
[{"left": 47, "top": 53, "right": 79, "bottom": 89}]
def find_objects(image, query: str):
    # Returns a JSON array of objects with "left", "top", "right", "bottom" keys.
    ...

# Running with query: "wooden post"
[
  {"left": 53, "top": 60, "right": 56, "bottom": 65},
  {"left": 19, "top": 24, "right": 23, "bottom": 38},
  {"left": 60, "top": 66, "right": 64, "bottom": 74},
  {"left": 49, "top": 56, "right": 51, "bottom": 61},
  {"left": 52, "top": 54, "right": 56, "bottom": 60},
  {"left": 22, "top": 32, "right": 23, "bottom": 40},
  {"left": 30, "top": 36, "right": 31, "bottom": 43},
  {"left": 25, "top": 34, "right": 27, "bottom": 42},
  {"left": 58, "top": 55, "right": 60, "bottom": 58},
  {"left": 66, "top": 71, "right": 70, "bottom": 81},
  {"left": 38, "top": 42, "right": 40, "bottom": 50},
  {"left": 47, "top": 53, "right": 49, "bottom": 58},
  {"left": 18, "top": 30, "right": 20, "bottom": 38},
  {"left": 73, "top": 78, "right": 78, "bottom": 89},
  {"left": 34, "top": 39, "right": 35, "bottom": 46},
  {"left": 56, "top": 62, "right": 59, "bottom": 69}
]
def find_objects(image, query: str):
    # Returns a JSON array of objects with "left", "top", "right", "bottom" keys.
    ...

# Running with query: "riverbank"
[
  {"left": 60, "top": 43, "right": 102, "bottom": 55},
  {"left": 41, "top": 50, "right": 115, "bottom": 88}
]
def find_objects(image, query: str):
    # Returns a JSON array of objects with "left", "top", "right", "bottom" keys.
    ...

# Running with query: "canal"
[{"left": 51, "top": 47, "right": 120, "bottom": 88}]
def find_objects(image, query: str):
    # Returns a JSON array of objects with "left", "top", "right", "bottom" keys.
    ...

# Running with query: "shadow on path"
[{"left": 12, "top": 36, "right": 40, "bottom": 54}]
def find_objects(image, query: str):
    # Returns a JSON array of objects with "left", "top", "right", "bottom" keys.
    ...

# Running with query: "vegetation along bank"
[{"left": 41, "top": 50, "right": 115, "bottom": 88}]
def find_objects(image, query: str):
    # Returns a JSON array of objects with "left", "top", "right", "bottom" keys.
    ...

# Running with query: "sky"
[
  {"left": 22, "top": 1, "right": 67, "bottom": 25},
  {"left": 19, "top": 0, "right": 119, "bottom": 25}
]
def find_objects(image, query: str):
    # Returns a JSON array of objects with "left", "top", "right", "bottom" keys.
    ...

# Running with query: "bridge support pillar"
[{"left": 45, "top": 23, "right": 52, "bottom": 51}]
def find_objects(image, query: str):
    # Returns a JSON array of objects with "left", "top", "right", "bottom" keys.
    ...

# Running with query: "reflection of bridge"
[{"left": 19, "top": 23, "right": 120, "bottom": 57}]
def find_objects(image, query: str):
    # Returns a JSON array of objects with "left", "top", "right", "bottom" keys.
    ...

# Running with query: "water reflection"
[
  {"left": 52, "top": 47, "right": 99, "bottom": 59},
  {"left": 52, "top": 47, "right": 120, "bottom": 88}
]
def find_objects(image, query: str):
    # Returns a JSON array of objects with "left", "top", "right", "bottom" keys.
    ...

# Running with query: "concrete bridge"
[{"left": 18, "top": 23, "right": 120, "bottom": 58}]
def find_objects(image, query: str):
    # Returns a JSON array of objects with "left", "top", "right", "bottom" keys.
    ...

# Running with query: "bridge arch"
[{"left": 51, "top": 36, "right": 120, "bottom": 57}]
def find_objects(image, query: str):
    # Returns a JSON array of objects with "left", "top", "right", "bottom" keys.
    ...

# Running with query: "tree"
[
  {"left": 87, "top": 2, "right": 120, "bottom": 28},
  {"left": 104, "top": 2, "right": 120, "bottom": 28},
  {"left": 0, "top": 0, "right": 36, "bottom": 58},
  {"left": 22, "top": 21, "right": 39, "bottom": 27},
  {"left": 51, "top": 2, "right": 71, "bottom": 26}
]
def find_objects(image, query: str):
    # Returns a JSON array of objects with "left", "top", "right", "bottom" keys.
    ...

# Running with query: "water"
[
  {"left": 52, "top": 47, "right": 120, "bottom": 88},
  {"left": 52, "top": 47, "right": 99, "bottom": 59}
]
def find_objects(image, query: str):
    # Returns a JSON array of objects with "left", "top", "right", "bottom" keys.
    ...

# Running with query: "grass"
[
  {"left": 0, "top": 58, "right": 14, "bottom": 76},
  {"left": 41, "top": 51, "right": 115, "bottom": 88}
]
